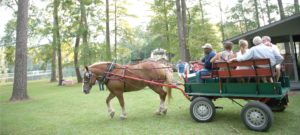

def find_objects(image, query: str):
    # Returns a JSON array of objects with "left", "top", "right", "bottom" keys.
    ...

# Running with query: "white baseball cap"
[{"left": 202, "top": 43, "right": 212, "bottom": 49}]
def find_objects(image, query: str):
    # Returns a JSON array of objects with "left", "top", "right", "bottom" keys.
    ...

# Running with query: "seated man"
[
  {"left": 196, "top": 43, "right": 216, "bottom": 83},
  {"left": 262, "top": 36, "right": 282, "bottom": 82},
  {"left": 229, "top": 36, "right": 284, "bottom": 82}
]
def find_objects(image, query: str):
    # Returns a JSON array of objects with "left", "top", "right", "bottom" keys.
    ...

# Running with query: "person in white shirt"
[
  {"left": 262, "top": 36, "right": 282, "bottom": 82},
  {"left": 229, "top": 36, "right": 284, "bottom": 82},
  {"left": 236, "top": 39, "right": 252, "bottom": 70}
]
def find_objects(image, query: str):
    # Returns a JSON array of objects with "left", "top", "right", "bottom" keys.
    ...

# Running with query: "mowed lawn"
[{"left": 1, "top": 80, "right": 300, "bottom": 135}]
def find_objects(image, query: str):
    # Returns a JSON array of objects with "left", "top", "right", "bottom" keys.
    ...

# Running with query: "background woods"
[{"left": 0, "top": 0, "right": 299, "bottom": 101}]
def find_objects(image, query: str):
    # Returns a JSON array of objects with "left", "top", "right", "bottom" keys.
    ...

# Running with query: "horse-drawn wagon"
[
  {"left": 82, "top": 59, "right": 290, "bottom": 132},
  {"left": 185, "top": 59, "right": 290, "bottom": 131}
]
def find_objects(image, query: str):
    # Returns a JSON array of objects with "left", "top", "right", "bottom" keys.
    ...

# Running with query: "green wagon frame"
[{"left": 184, "top": 59, "right": 290, "bottom": 132}]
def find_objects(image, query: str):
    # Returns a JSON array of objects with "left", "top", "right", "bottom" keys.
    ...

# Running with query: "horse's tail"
[{"left": 165, "top": 68, "right": 173, "bottom": 102}]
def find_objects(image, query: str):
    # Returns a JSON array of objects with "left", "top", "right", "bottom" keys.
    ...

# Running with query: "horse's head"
[
  {"left": 82, "top": 63, "right": 112, "bottom": 94},
  {"left": 82, "top": 66, "right": 98, "bottom": 94}
]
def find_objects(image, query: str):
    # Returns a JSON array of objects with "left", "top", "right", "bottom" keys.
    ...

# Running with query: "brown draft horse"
[{"left": 82, "top": 61, "right": 173, "bottom": 119}]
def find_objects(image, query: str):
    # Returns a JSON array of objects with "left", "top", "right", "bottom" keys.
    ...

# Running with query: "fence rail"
[{"left": 0, "top": 70, "right": 76, "bottom": 83}]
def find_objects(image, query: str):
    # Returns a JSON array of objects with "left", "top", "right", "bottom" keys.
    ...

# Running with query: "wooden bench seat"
[{"left": 214, "top": 59, "right": 273, "bottom": 78}]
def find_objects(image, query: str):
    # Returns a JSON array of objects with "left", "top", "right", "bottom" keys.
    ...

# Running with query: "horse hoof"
[
  {"left": 162, "top": 109, "right": 167, "bottom": 115},
  {"left": 120, "top": 115, "right": 127, "bottom": 120},
  {"left": 109, "top": 111, "right": 115, "bottom": 118},
  {"left": 155, "top": 110, "right": 162, "bottom": 115}
]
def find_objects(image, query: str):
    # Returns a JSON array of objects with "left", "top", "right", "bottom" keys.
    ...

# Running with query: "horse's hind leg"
[
  {"left": 149, "top": 85, "right": 167, "bottom": 115},
  {"left": 115, "top": 92, "right": 127, "bottom": 120},
  {"left": 106, "top": 92, "right": 116, "bottom": 118}
]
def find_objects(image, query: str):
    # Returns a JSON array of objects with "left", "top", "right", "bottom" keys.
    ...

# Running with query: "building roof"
[{"left": 224, "top": 13, "right": 300, "bottom": 44}]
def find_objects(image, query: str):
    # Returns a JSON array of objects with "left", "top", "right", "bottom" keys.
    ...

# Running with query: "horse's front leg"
[
  {"left": 106, "top": 93, "right": 115, "bottom": 118},
  {"left": 116, "top": 92, "right": 127, "bottom": 120}
]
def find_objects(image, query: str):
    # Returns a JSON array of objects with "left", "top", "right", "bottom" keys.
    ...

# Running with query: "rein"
[{"left": 114, "top": 66, "right": 172, "bottom": 70}]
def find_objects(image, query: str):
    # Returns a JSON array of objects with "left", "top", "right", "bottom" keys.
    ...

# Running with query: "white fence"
[{"left": 0, "top": 70, "right": 52, "bottom": 83}]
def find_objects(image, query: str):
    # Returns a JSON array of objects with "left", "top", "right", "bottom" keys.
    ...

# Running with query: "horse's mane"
[{"left": 89, "top": 62, "right": 112, "bottom": 68}]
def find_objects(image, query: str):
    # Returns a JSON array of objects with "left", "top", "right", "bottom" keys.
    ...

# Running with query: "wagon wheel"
[
  {"left": 190, "top": 97, "right": 215, "bottom": 122},
  {"left": 266, "top": 95, "right": 288, "bottom": 112},
  {"left": 241, "top": 101, "right": 273, "bottom": 132}
]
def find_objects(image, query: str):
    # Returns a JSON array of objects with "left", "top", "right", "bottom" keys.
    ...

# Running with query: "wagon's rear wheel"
[
  {"left": 241, "top": 101, "right": 273, "bottom": 132},
  {"left": 190, "top": 97, "right": 215, "bottom": 122}
]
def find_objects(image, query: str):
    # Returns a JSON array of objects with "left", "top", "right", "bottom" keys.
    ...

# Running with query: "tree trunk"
[
  {"left": 199, "top": 0, "right": 205, "bottom": 25},
  {"left": 54, "top": 0, "right": 63, "bottom": 86},
  {"left": 240, "top": 0, "right": 248, "bottom": 31},
  {"left": 106, "top": 0, "right": 112, "bottom": 61},
  {"left": 181, "top": 0, "right": 190, "bottom": 62},
  {"left": 50, "top": 0, "right": 57, "bottom": 82},
  {"left": 265, "top": 0, "right": 272, "bottom": 24},
  {"left": 258, "top": 0, "right": 266, "bottom": 25},
  {"left": 114, "top": 0, "right": 117, "bottom": 58},
  {"left": 176, "top": 0, "right": 189, "bottom": 62},
  {"left": 74, "top": 31, "right": 82, "bottom": 83},
  {"left": 80, "top": 0, "right": 89, "bottom": 65},
  {"left": 277, "top": 0, "right": 285, "bottom": 19},
  {"left": 11, "top": 0, "right": 29, "bottom": 101},
  {"left": 295, "top": 0, "right": 300, "bottom": 13},
  {"left": 175, "top": 0, "right": 184, "bottom": 61},
  {"left": 219, "top": 0, "right": 225, "bottom": 41},
  {"left": 74, "top": 35, "right": 82, "bottom": 83},
  {"left": 254, "top": 0, "right": 260, "bottom": 28},
  {"left": 50, "top": 39, "right": 57, "bottom": 82},
  {"left": 163, "top": 0, "right": 170, "bottom": 53}
]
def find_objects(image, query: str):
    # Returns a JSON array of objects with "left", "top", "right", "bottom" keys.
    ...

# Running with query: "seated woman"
[
  {"left": 236, "top": 39, "right": 252, "bottom": 70},
  {"left": 236, "top": 39, "right": 252, "bottom": 82},
  {"left": 210, "top": 41, "right": 235, "bottom": 64}
]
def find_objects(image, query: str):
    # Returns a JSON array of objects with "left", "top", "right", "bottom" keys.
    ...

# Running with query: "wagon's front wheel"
[
  {"left": 241, "top": 101, "right": 273, "bottom": 132},
  {"left": 190, "top": 97, "right": 215, "bottom": 122}
]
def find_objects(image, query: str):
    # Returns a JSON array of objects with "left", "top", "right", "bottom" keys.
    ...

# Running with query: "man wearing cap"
[{"left": 196, "top": 43, "right": 216, "bottom": 83}]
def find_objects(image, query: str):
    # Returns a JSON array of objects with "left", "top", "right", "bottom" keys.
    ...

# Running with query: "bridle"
[{"left": 84, "top": 62, "right": 116, "bottom": 86}]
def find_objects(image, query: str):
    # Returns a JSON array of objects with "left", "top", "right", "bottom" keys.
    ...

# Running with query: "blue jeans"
[
  {"left": 98, "top": 81, "right": 104, "bottom": 91},
  {"left": 196, "top": 69, "right": 211, "bottom": 83}
]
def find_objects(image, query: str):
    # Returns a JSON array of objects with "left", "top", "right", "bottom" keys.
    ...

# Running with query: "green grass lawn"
[{"left": 1, "top": 80, "right": 300, "bottom": 135}]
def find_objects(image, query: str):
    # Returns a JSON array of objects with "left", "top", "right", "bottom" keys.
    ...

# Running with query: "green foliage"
[{"left": 148, "top": 0, "right": 221, "bottom": 62}]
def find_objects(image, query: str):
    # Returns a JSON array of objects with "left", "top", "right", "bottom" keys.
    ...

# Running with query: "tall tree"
[
  {"left": 114, "top": 0, "right": 117, "bottom": 58},
  {"left": 50, "top": 38, "right": 57, "bottom": 82},
  {"left": 265, "top": 0, "right": 272, "bottom": 24},
  {"left": 80, "top": 0, "right": 89, "bottom": 65},
  {"left": 218, "top": 0, "right": 225, "bottom": 41},
  {"left": 106, "top": 0, "right": 112, "bottom": 61},
  {"left": 254, "top": 0, "right": 260, "bottom": 27},
  {"left": 181, "top": 0, "right": 190, "bottom": 61},
  {"left": 53, "top": 0, "right": 63, "bottom": 85},
  {"left": 175, "top": 0, "right": 189, "bottom": 62},
  {"left": 74, "top": 9, "right": 82, "bottom": 83},
  {"left": 277, "top": 0, "right": 285, "bottom": 19},
  {"left": 162, "top": 0, "right": 171, "bottom": 54},
  {"left": 295, "top": 0, "right": 300, "bottom": 13},
  {"left": 50, "top": 1, "right": 57, "bottom": 82},
  {"left": 11, "top": 0, "right": 29, "bottom": 101},
  {"left": 198, "top": 0, "right": 205, "bottom": 25},
  {"left": 240, "top": 0, "right": 248, "bottom": 31}
]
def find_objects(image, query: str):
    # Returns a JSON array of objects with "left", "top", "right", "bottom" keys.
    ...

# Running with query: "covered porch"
[{"left": 224, "top": 13, "right": 300, "bottom": 89}]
